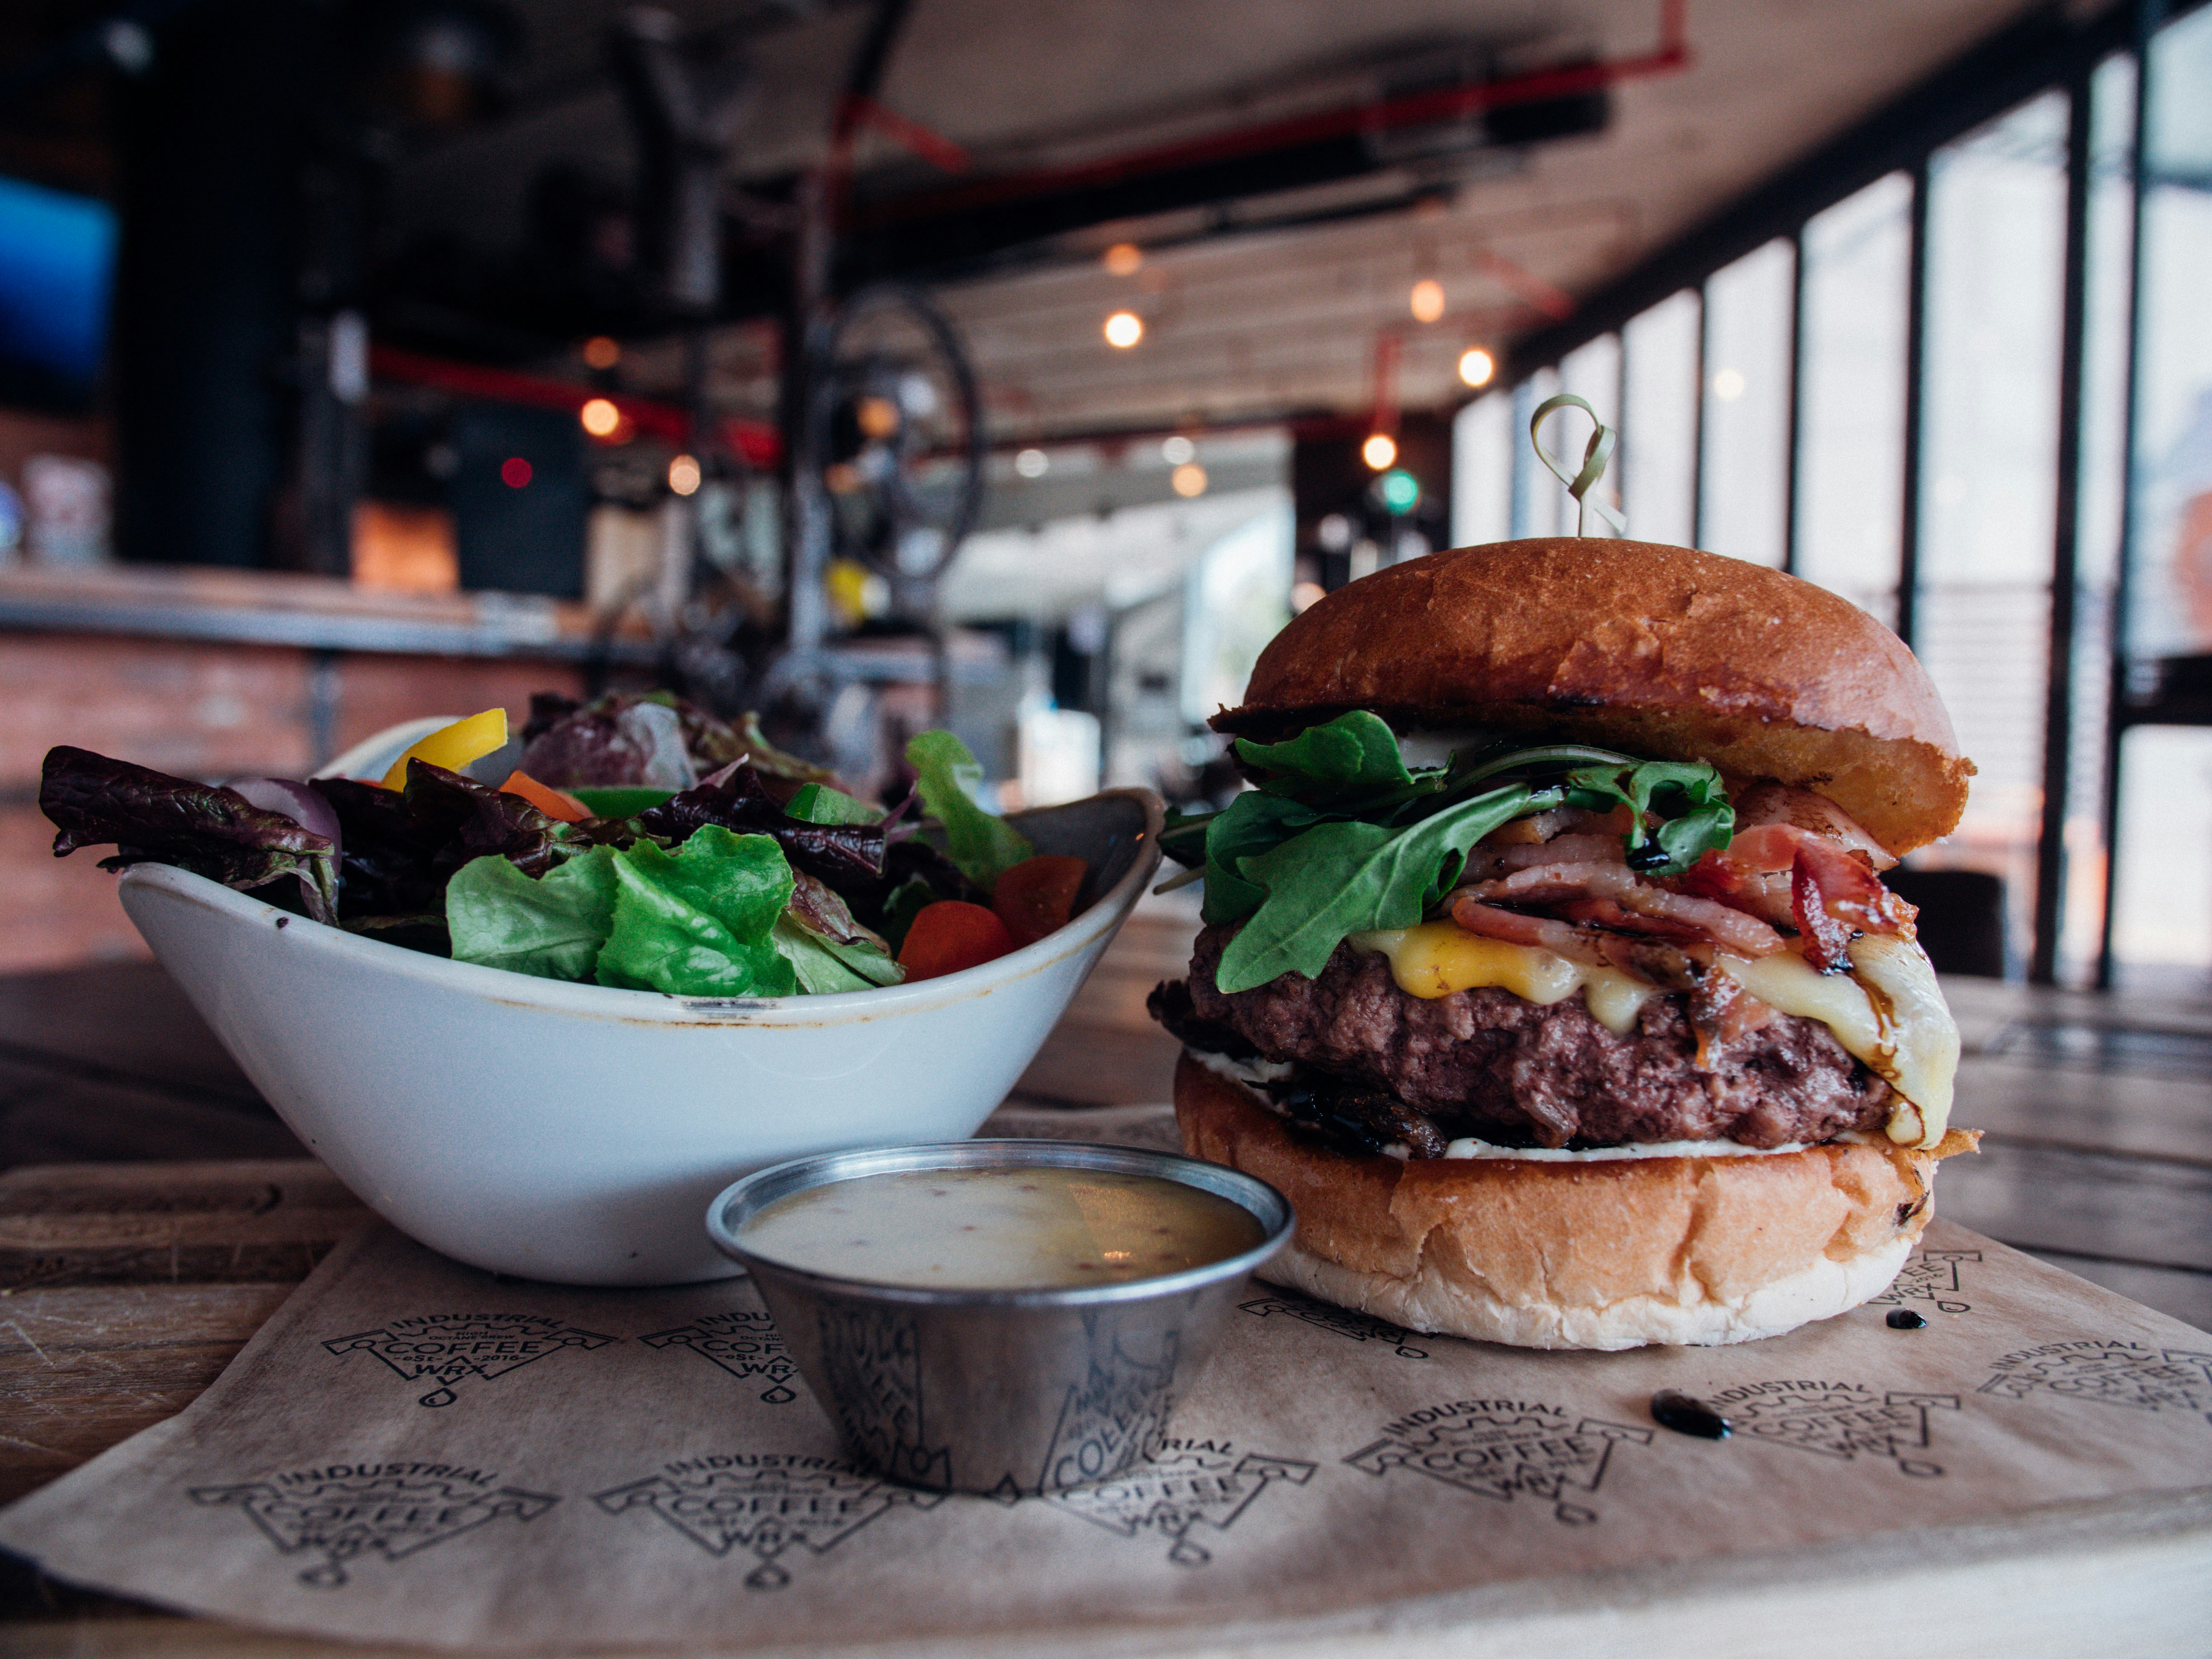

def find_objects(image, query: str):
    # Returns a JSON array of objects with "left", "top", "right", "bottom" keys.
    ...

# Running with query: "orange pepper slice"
[{"left": 497, "top": 770, "right": 590, "bottom": 823}]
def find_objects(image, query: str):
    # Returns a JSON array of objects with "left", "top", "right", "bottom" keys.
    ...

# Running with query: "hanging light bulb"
[
  {"left": 1409, "top": 279, "right": 1446, "bottom": 323},
  {"left": 1362, "top": 433, "right": 1397, "bottom": 471},
  {"left": 1457, "top": 347, "right": 1496, "bottom": 389},
  {"left": 1103, "top": 310, "right": 1144, "bottom": 348}
]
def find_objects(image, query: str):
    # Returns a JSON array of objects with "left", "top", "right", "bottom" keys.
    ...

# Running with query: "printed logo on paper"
[
  {"left": 190, "top": 1461, "right": 556, "bottom": 1587},
  {"left": 322, "top": 1313, "right": 618, "bottom": 1407},
  {"left": 1239, "top": 1292, "right": 1430, "bottom": 1358},
  {"left": 1047, "top": 1436, "right": 1316, "bottom": 1566},
  {"left": 593, "top": 1452, "right": 942, "bottom": 1589},
  {"left": 1708, "top": 1381, "right": 1959, "bottom": 1476},
  {"left": 1870, "top": 1248, "right": 1982, "bottom": 1315},
  {"left": 1344, "top": 1400, "right": 1650, "bottom": 1525},
  {"left": 1979, "top": 1340, "right": 2212, "bottom": 1423},
  {"left": 642, "top": 1308, "right": 799, "bottom": 1404}
]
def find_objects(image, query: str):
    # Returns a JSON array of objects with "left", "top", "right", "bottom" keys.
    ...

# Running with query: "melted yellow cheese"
[
  {"left": 1350, "top": 923, "right": 1660, "bottom": 1035},
  {"left": 1347, "top": 922, "right": 1957, "bottom": 1148}
]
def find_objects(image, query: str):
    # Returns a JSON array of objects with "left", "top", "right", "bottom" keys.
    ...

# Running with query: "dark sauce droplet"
[
  {"left": 1886, "top": 1308, "right": 1928, "bottom": 1329},
  {"left": 1650, "top": 1389, "right": 1732, "bottom": 1440}
]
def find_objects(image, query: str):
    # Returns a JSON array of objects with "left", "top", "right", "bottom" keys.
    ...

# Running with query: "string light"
[
  {"left": 1161, "top": 434, "right": 1195, "bottom": 465},
  {"left": 582, "top": 336, "right": 621, "bottom": 370},
  {"left": 499, "top": 456, "right": 532, "bottom": 489},
  {"left": 1103, "top": 242, "right": 1143, "bottom": 276},
  {"left": 1361, "top": 433, "right": 1397, "bottom": 471},
  {"left": 1103, "top": 310, "right": 1144, "bottom": 348},
  {"left": 1013, "top": 448, "right": 1049, "bottom": 478},
  {"left": 1170, "top": 463, "right": 1207, "bottom": 498},
  {"left": 579, "top": 397, "right": 621, "bottom": 438},
  {"left": 1457, "top": 347, "right": 1496, "bottom": 388},
  {"left": 1409, "top": 279, "right": 1446, "bottom": 323},
  {"left": 667, "top": 454, "right": 701, "bottom": 496}
]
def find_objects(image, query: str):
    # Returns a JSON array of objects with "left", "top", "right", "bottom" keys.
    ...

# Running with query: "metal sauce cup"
[{"left": 705, "top": 1141, "right": 1292, "bottom": 1496}]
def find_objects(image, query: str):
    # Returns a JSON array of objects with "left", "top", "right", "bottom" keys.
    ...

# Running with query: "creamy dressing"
[
  {"left": 1345, "top": 921, "right": 1957, "bottom": 1147},
  {"left": 737, "top": 1167, "right": 1266, "bottom": 1290}
]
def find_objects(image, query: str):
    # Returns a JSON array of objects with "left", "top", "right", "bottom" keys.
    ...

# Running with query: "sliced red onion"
[{"left": 227, "top": 776, "right": 342, "bottom": 859}]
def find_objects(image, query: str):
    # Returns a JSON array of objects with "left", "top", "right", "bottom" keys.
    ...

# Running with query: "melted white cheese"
[{"left": 1345, "top": 921, "right": 1956, "bottom": 1148}]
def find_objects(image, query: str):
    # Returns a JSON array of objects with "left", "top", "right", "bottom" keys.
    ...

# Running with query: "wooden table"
[{"left": 2, "top": 907, "right": 2209, "bottom": 1653}]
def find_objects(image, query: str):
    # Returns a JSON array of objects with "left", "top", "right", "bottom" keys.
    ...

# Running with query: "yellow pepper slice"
[{"left": 380, "top": 707, "right": 509, "bottom": 790}]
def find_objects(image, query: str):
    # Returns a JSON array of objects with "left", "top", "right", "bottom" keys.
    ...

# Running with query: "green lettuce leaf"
[
  {"left": 446, "top": 844, "right": 619, "bottom": 981},
  {"left": 596, "top": 827, "right": 797, "bottom": 997},
  {"left": 771, "top": 916, "right": 905, "bottom": 993},
  {"left": 1212, "top": 784, "right": 1543, "bottom": 993},
  {"left": 906, "top": 730, "right": 1034, "bottom": 889}
]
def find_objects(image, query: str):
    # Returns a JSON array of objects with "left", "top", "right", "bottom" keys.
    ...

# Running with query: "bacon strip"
[
  {"left": 1612, "top": 882, "right": 1787, "bottom": 957},
  {"left": 1447, "top": 898, "right": 1616, "bottom": 969},
  {"left": 1790, "top": 834, "right": 1918, "bottom": 969},
  {"left": 1459, "top": 860, "right": 1636, "bottom": 905}
]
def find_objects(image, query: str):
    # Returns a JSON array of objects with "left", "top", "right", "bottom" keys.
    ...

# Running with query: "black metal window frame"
[{"left": 1497, "top": 0, "right": 2192, "bottom": 987}]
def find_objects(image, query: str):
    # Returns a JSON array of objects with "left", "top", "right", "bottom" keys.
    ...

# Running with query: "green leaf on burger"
[
  {"left": 1563, "top": 759, "right": 1735, "bottom": 875},
  {"left": 1199, "top": 792, "right": 1323, "bottom": 926},
  {"left": 1211, "top": 783, "right": 1549, "bottom": 993},
  {"left": 1234, "top": 710, "right": 1415, "bottom": 803}
]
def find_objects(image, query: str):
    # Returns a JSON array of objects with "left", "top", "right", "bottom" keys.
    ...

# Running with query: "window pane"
[
  {"left": 1698, "top": 239, "right": 1793, "bottom": 566},
  {"left": 1796, "top": 173, "right": 1911, "bottom": 622},
  {"left": 1913, "top": 91, "right": 2068, "bottom": 966},
  {"left": 2129, "top": 3, "right": 2212, "bottom": 658},
  {"left": 1621, "top": 290, "right": 1700, "bottom": 548},
  {"left": 1451, "top": 390, "right": 1514, "bottom": 548}
]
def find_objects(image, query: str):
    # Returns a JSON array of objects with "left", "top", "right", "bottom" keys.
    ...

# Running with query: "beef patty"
[{"left": 1164, "top": 923, "right": 1892, "bottom": 1153}]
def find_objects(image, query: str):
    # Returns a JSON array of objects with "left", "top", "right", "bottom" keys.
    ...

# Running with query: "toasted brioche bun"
[
  {"left": 1214, "top": 538, "right": 1972, "bottom": 855},
  {"left": 1176, "top": 1054, "right": 1977, "bottom": 1350}
]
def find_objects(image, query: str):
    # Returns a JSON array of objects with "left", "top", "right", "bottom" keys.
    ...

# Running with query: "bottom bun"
[{"left": 1174, "top": 1054, "right": 1977, "bottom": 1350}]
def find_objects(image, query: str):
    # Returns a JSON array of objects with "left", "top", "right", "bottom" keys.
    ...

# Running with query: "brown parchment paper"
[{"left": 3, "top": 1103, "right": 2209, "bottom": 1653}]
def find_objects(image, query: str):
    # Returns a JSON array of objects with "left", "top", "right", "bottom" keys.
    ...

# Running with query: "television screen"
[{"left": 0, "top": 175, "right": 117, "bottom": 412}]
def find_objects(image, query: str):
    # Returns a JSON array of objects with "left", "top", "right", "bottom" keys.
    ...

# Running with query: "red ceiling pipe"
[
  {"left": 369, "top": 343, "right": 783, "bottom": 469},
  {"left": 857, "top": 0, "right": 1689, "bottom": 230}
]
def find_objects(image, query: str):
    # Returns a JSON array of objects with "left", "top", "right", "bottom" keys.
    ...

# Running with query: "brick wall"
[{"left": 0, "top": 632, "right": 582, "bottom": 973}]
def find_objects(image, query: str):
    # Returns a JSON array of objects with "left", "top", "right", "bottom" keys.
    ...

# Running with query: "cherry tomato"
[
  {"left": 992, "top": 854, "right": 1088, "bottom": 947},
  {"left": 897, "top": 901, "right": 1016, "bottom": 981}
]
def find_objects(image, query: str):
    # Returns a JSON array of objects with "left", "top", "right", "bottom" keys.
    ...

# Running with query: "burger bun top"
[{"left": 1214, "top": 537, "right": 1972, "bottom": 854}]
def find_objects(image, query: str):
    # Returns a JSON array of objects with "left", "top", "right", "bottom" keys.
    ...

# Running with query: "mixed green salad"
[{"left": 40, "top": 692, "right": 1088, "bottom": 998}]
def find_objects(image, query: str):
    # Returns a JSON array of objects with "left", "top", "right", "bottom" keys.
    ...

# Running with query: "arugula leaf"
[
  {"left": 1213, "top": 784, "right": 1544, "bottom": 993},
  {"left": 596, "top": 827, "right": 797, "bottom": 998},
  {"left": 1234, "top": 711, "right": 1415, "bottom": 801},
  {"left": 784, "top": 782, "right": 883, "bottom": 826},
  {"left": 446, "top": 845, "right": 618, "bottom": 981},
  {"left": 1199, "top": 792, "right": 1323, "bottom": 926},
  {"left": 1563, "top": 760, "right": 1735, "bottom": 875},
  {"left": 906, "top": 730, "right": 1034, "bottom": 889}
]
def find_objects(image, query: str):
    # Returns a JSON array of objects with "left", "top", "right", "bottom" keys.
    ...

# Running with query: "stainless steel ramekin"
[{"left": 704, "top": 1140, "right": 1292, "bottom": 1496}]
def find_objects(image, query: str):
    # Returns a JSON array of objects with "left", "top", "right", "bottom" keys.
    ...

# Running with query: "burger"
[{"left": 1148, "top": 537, "right": 1979, "bottom": 1350}]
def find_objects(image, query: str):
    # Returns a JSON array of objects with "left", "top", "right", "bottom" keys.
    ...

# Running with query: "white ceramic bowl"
[{"left": 117, "top": 767, "right": 1163, "bottom": 1285}]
